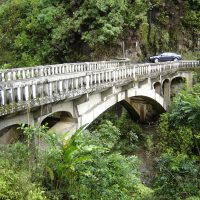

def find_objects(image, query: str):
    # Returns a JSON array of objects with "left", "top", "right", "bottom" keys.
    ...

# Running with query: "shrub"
[{"left": 154, "top": 152, "right": 200, "bottom": 199}]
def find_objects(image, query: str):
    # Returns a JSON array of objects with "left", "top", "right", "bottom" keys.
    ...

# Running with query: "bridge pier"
[
  {"left": 163, "top": 79, "right": 171, "bottom": 110},
  {"left": 183, "top": 71, "right": 193, "bottom": 89},
  {"left": 129, "top": 98, "right": 155, "bottom": 122}
]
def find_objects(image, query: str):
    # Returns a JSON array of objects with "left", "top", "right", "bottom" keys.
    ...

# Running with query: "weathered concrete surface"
[
  {"left": 49, "top": 118, "right": 78, "bottom": 140},
  {"left": 0, "top": 60, "right": 199, "bottom": 143},
  {"left": 0, "top": 125, "right": 21, "bottom": 144}
]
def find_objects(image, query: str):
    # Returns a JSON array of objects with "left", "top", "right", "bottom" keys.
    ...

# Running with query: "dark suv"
[{"left": 149, "top": 52, "right": 182, "bottom": 63}]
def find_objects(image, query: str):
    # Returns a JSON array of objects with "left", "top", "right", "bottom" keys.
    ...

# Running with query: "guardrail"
[
  {"left": 0, "top": 60, "right": 199, "bottom": 116},
  {"left": 0, "top": 60, "right": 130, "bottom": 82}
]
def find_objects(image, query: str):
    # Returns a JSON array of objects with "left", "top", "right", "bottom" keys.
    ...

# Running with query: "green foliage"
[
  {"left": 154, "top": 152, "right": 200, "bottom": 200},
  {"left": 31, "top": 120, "right": 153, "bottom": 199},
  {"left": 0, "top": 0, "right": 198, "bottom": 66},
  {"left": 59, "top": 121, "right": 154, "bottom": 200},
  {"left": 158, "top": 113, "right": 194, "bottom": 154},
  {"left": 74, "top": 0, "right": 127, "bottom": 47},
  {"left": 170, "top": 90, "right": 200, "bottom": 131},
  {"left": 114, "top": 111, "right": 142, "bottom": 153},
  {"left": 2, "top": 121, "right": 153, "bottom": 200},
  {"left": 91, "top": 120, "right": 121, "bottom": 149},
  {"left": 0, "top": 124, "right": 62, "bottom": 199},
  {"left": 155, "top": 83, "right": 200, "bottom": 199},
  {"left": 0, "top": 168, "right": 46, "bottom": 200},
  {"left": 0, "top": 142, "right": 47, "bottom": 200},
  {"left": 0, "top": 0, "right": 141, "bottom": 66},
  {"left": 182, "top": 4, "right": 200, "bottom": 34},
  {"left": 186, "top": 197, "right": 200, "bottom": 200},
  {"left": 157, "top": 83, "right": 200, "bottom": 156},
  {"left": 89, "top": 106, "right": 143, "bottom": 154}
]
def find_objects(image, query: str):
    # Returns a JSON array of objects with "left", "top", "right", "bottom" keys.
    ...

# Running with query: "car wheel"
[
  {"left": 154, "top": 58, "right": 159, "bottom": 63},
  {"left": 173, "top": 58, "right": 178, "bottom": 61}
]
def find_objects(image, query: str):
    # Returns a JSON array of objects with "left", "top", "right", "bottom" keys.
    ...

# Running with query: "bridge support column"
[
  {"left": 163, "top": 79, "right": 171, "bottom": 110},
  {"left": 184, "top": 71, "right": 193, "bottom": 90},
  {"left": 129, "top": 98, "right": 153, "bottom": 122}
]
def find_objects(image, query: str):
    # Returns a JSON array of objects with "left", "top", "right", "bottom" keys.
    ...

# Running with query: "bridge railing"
[
  {"left": 0, "top": 60, "right": 130, "bottom": 82},
  {"left": 134, "top": 60, "right": 199, "bottom": 76},
  {"left": 0, "top": 60, "right": 199, "bottom": 116},
  {"left": 0, "top": 60, "right": 197, "bottom": 82}
]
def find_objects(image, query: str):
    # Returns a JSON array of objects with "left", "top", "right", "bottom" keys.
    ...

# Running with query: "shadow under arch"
[
  {"left": 41, "top": 111, "right": 73, "bottom": 128},
  {"left": 132, "top": 95, "right": 166, "bottom": 114},
  {"left": 162, "top": 79, "right": 170, "bottom": 93},
  {"left": 0, "top": 124, "right": 28, "bottom": 144},
  {"left": 153, "top": 82, "right": 162, "bottom": 96},
  {"left": 171, "top": 76, "right": 186, "bottom": 83},
  {"left": 129, "top": 95, "right": 165, "bottom": 122},
  {"left": 120, "top": 100, "right": 140, "bottom": 121}
]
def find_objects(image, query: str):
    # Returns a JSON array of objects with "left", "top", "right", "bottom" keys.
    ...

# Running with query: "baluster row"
[
  {"left": 0, "top": 76, "right": 88, "bottom": 106},
  {"left": 0, "top": 60, "right": 199, "bottom": 109},
  {"left": 0, "top": 60, "right": 129, "bottom": 82}
]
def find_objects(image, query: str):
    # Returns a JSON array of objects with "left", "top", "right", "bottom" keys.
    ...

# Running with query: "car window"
[{"left": 161, "top": 53, "right": 168, "bottom": 56}]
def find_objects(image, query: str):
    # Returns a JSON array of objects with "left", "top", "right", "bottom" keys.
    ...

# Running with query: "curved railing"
[
  {"left": 0, "top": 60, "right": 197, "bottom": 82},
  {"left": 0, "top": 60, "right": 199, "bottom": 116},
  {"left": 0, "top": 60, "right": 130, "bottom": 82}
]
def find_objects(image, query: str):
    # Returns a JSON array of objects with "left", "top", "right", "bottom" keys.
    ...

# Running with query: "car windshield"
[{"left": 158, "top": 52, "right": 178, "bottom": 56}]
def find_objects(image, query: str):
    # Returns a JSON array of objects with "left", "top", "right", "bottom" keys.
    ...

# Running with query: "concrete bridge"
[{"left": 0, "top": 60, "right": 199, "bottom": 143}]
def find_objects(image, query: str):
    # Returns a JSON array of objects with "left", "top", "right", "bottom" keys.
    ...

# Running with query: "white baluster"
[
  {"left": 32, "top": 85, "right": 37, "bottom": 98},
  {"left": 86, "top": 75, "right": 90, "bottom": 89},
  {"left": 22, "top": 70, "right": 26, "bottom": 79},
  {"left": 13, "top": 71, "right": 16, "bottom": 80},
  {"left": 25, "top": 85, "right": 29, "bottom": 101},
  {"left": 0, "top": 89, "right": 5, "bottom": 105},
  {"left": 98, "top": 73, "right": 101, "bottom": 84},
  {"left": 17, "top": 87, "right": 22, "bottom": 102}
]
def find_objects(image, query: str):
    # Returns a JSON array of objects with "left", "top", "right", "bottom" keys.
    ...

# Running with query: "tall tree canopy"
[{"left": 0, "top": 0, "right": 199, "bottom": 67}]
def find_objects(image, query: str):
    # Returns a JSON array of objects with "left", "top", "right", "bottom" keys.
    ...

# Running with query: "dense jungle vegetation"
[
  {"left": 0, "top": 0, "right": 199, "bottom": 67},
  {"left": 0, "top": 0, "right": 200, "bottom": 199},
  {"left": 1, "top": 82, "right": 200, "bottom": 199}
]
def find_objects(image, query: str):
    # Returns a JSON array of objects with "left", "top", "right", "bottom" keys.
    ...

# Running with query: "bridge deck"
[{"left": 0, "top": 60, "right": 199, "bottom": 117}]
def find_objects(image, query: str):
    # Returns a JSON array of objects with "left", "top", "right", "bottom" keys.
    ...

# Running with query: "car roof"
[
  {"left": 160, "top": 52, "right": 179, "bottom": 55},
  {"left": 162, "top": 52, "right": 177, "bottom": 54}
]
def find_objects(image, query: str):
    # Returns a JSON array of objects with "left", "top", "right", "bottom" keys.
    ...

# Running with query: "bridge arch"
[
  {"left": 0, "top": 113, "right": 34, "bottom": 133},
  {"left": 171, "top": 76, "right": 185, "bottom": 98},
  {"left": 36, "top": 100, "right": 75, "bottom": 124},
  {"left": 41, "top": 111, "right": 77, "bottom": 138},
  {"left": 41, "top": 111, "right": 73, "bottom": 128},
  {"left": 78, "top": 89, "right": 165, "bottom": 127},
  {"left": 153, "top": 82, "right": 162, "bottom": 96},
  {"left": 0, "top": 124, "right": 28, "bottom": 144},
  {"left": 129, "top": 95, "right": 165, "bottom": 122}
]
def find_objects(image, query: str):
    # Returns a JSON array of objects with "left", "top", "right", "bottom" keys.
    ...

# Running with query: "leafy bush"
[
  {"left": 43, "top": 121, "right": 154, "bottom": 199},
  {"left": 158, "top": 113, "right": 194, "bottom": 154},
  {"left": 0, "top": 142, "right": 47, "bottom": 200},
  {"left": 154, "top": 152, "right": 200, "bottom": 200},
  {"left": 89, "top": 107, "right": 143, "bottom": 154},
  {"left": 63, "top": 122, "right": 154, "bottom": 200}
]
